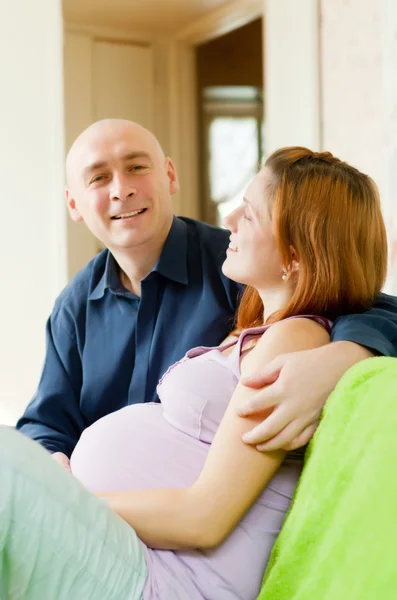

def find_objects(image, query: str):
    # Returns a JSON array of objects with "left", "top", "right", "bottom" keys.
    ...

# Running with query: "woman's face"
[{"left": 222, "top": 169, "right": 285, "bottom": 290}]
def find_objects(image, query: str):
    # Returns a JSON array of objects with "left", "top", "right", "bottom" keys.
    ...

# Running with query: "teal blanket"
[{"left": 259, "top": 357, "right": 397, "bottom": 600}]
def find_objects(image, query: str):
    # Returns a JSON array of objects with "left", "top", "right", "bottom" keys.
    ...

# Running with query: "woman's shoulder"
[{"left": 253, "top": 316, "right": 331, "bottom": 355}]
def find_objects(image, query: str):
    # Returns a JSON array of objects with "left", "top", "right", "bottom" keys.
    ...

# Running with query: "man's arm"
[
  {"left": 239, "top": 293, "right": 397, "bottom": 451},
  {"left": 17, "top": 312, "right": 85, "bottom": 458},
  {"left": 98, "top": 318, "right": 330, "bottom": 550},
  {"left": 331, "top": 292, "right": 397, "bottom": 357}
]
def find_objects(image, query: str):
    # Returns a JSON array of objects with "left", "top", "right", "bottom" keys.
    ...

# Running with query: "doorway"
[{"left": 196, "top": 19, "right": 264, "bottom": 226}]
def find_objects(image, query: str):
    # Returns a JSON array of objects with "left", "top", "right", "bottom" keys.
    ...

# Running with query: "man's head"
[{"left": 66, "top": 119, "right": 179, "bottom": 254}]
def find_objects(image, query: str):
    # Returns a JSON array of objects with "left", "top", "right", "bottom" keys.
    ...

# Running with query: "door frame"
[{"left": 169, "top": 0, "right": 264, "bottom": 219}]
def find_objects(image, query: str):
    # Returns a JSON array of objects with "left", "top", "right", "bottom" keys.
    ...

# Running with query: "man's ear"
[
  {"left": 66, "top": 188, "right": 84, "bottom": 222},
  {"left": 165, "top": 158, "right": 180, "bottom": 195}
]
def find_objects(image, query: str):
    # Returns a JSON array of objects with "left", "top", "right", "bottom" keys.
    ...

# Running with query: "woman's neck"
[{"left": 258, "top": 285, "right": 294, "bottom": 323}]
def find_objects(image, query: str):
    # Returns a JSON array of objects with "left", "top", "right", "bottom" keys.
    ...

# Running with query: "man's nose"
[{"left": 110, "top": 175, "right": 137, "bottom": 201}]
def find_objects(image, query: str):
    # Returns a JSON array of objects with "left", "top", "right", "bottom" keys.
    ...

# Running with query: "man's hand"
[
  {"left": 238, "top": 341, "right": 374, "bottom": 452},
  {"left": 52, "top": 451, "right": 72, "bottom": 472}
]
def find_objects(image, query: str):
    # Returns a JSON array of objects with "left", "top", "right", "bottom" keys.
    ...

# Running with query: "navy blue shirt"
[{"left": 17, "top": 216, "right": 397, "bottom": 456}]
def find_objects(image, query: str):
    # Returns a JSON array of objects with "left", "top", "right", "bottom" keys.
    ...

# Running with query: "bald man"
[
  {"left": 17, "top": 120, "right": 241, "bottom": 468},
  {"left": 17, "top": 120, "right": 397, "bottom": 470},
  {"left": 65, "top": 119, "right": 177, "bottom": 296}
]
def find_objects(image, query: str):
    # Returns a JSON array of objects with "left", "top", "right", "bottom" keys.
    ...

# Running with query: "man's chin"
[{"left": 108, "top": 234, "right": 152, "bottom": 252}]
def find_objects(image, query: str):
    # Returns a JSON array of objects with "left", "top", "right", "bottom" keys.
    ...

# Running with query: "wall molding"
[
  {"left": 64, "top": 21, "right": 168, "bottom": 44},
  {"left": 176, "top": 0, "right": 263, "bottom": 44}
]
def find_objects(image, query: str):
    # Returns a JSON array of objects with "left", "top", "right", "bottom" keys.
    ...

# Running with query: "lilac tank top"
[{"left": 71, "top": 316, "right": 331, "bottom": 599}]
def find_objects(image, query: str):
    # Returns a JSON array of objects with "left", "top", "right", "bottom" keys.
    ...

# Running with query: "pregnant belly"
[{"left": 70, "top": 403, "right": 209, "bottom": 492}]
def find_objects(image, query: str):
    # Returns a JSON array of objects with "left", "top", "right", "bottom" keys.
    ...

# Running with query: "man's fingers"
[
  {"left": 240, "top": 356, "right": 284, "bottom": 390},
  {"left": 237, "top": 387, "right": 279, "bottom": 416},
  {"left": 282, "top": 422, "right": 319, "bottom": 451},
  {"left": 242, "top": 405, "right": 291, "bottom": 445},
  {"left": 254, "top": 420, "right": 306, "bottom": 452}
]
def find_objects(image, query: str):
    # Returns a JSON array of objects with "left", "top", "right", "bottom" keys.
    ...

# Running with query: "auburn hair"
[{"left": 236, "top": 146, "right": 388, "bottom": 330}]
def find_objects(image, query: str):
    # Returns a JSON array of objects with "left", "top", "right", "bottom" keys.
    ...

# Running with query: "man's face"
[{"left": 66, "top": 122, "right": 178, "bottom": 253}]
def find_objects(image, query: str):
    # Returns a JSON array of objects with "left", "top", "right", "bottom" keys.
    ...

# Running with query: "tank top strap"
[
  {"left": 235, "top": 325, "right": 271, "bottom": 356},
  {"left": 185, "top": 315, "right": 332, "bottom": 378},
  {"left": 229, "top": 314, "right": 333, "bottom": 376}
]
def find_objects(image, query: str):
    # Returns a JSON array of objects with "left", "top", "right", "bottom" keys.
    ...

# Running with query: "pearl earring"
[{"left": 282, "top": 269, "right": 288, "bottom": 281}]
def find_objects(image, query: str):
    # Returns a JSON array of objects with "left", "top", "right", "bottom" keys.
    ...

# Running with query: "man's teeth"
[
  {"left": 229, "top": 243, "right": 238, "bottom": 252},
  {"left": 115, "top": 209, "right": 145, "bottom": 219}
]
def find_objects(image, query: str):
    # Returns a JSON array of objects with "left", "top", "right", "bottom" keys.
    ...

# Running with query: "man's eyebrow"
[
  {"left": 83, "top": 152, "right": 152, "bottom": 176},
  {"left": 83, "top": 160, "right": 107, "bottom": 176},
  {"left": 122, "top": 151, "right": 152, "bottom": 162}
]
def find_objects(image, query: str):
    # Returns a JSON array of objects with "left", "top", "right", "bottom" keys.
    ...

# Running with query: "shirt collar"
[
  {"left": 152, "top": 216, "right": 188, "bottom": 286},
  {"left": 89, "top": 252, "right": 125, "bottom": 300},
  {"left": 89, "top": 216, "right": 188, "bottom": 301}
]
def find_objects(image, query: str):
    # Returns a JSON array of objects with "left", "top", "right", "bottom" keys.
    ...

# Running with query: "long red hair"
[{"left": 236, "top": 147, "right": 388, "bottom": 330}]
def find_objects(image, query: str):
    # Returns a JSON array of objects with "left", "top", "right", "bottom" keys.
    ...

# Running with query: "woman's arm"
[
  {"left": 99, "top": 318, "right": 330, "bottom": 550},
  {"left": 238, "top": 294, "right": 397, "bottom": 452}
]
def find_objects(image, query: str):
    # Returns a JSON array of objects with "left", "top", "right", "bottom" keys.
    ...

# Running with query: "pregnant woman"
[{"left": 0, "top": 147, "right": 387, "bottom": 600}]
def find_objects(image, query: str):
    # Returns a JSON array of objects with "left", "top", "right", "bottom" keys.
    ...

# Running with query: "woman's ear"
[{"left": 290, "top": 246, "right": 300, "bottom": 272}]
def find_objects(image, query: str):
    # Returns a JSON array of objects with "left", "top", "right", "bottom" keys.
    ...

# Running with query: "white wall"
[
  {"left": 321, "top": 0, "right": 384, "bottom": 201},
  {"left": 0, "top": 0, "right": 66, "bottom": 424},
  {"left": 321, "top": 0, "right": 397, "bottom": 292},
  {"left": 264, "top": 0, "right": 320, "bottom": 153},
  {"left": 265, "top": 0, "right": 397, "bottom": 293},
  {"left": 381, "top": 0, "right": 397, "bottom": 292},
  {"left": 93, "top": 41, "right": 154, "bottom": 127}
]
